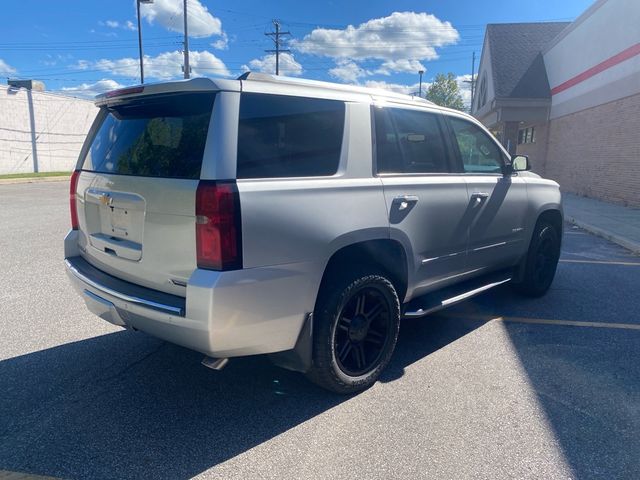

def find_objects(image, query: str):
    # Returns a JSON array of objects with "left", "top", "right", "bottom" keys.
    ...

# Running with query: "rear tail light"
[
  {"left": 195, "top": 180, "right": 242, "bottom": 271},
  {"left": 70, "top": 170, "right": 80, "bottom": 230}
]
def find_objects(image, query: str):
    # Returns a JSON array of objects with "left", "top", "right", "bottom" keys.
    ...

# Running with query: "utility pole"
[
  {"left": 418, "top": 70, "right": 425, "bottom": 98},
  {"left": 470, "top": 51, "right": 476, "bottom": 109},
  {"left": 183, "top": 0, "right": 190, "bottom": 79},
  {"left": 136, "top": 0, "right": 154, "bottom": 84},
  {"left": 265, "top": 20, "right": 290, "bottom": 75},
  {"left": 464, "top": 51, "right": 476, "bottom": 112}
]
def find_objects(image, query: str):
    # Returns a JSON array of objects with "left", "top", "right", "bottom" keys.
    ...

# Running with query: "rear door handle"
[
  {"left": 471, "top": 192, "right": 490, "bottom": 204},
  {"left": 393, "top": 195, "right": 419, "bottom": 211}
]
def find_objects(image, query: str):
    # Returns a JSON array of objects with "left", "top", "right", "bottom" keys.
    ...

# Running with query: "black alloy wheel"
[
  {"left": 532, "top": 231, "right": 559, "bottom": 290},
  {"left": 334, "top": 286, "right": 392, "bottom": 376},
  {"left": 513, "top": 220, "right": 561, "bottom": 297},
  {"left": 307, "top": 273, "right": 401, "bottom": 394}
]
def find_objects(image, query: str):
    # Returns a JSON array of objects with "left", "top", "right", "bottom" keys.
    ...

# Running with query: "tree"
[{"left": 425, "top": 72, "right": 465, "bottom": 111}]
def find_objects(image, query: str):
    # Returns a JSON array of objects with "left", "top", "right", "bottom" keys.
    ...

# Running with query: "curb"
[
  {"left": 0, "top": 176, "right": 69, "bottom": 185},
  {"left": 566, "top": 215, "right": 640, "bottom": 255},
  {"left": 0, "top": 470, "right": 63, "bottom": 479}
]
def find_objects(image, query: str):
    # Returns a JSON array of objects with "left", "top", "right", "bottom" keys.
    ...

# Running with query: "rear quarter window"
[
  {"left": 237, "top": 93, "right": 345, "bottom": 179},
  {"left": 82, "top": 93, "right": 215, "bottom": 179}
]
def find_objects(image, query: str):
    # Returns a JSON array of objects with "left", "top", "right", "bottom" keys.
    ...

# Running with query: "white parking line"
[
  {"left": 440, "top": 313, "right": 640, "bottom": 331},
  {"left": 559, "top": 259, "right": 640, "bottom": 266},
  {"left": 0, "top": 471, "right": 62, "bottom": 480}
]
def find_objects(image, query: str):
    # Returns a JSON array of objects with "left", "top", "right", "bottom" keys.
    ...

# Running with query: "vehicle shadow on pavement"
[
  {"left": 448, "top": 270, "right": 640, "bottom": 479},
  {"left": 503, "top": 319, "right": 640, "bottom": 478},
  {"left": 0, "top": 316, "right": 480, "bottom": 480}
]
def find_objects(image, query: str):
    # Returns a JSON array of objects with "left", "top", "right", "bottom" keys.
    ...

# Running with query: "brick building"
[{"left": 472, "top": 0, "right": 640, "bottom": 207}]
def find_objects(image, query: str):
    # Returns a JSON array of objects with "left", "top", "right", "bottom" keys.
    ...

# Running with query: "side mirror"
[{"left": 511, "top": 155, "right": 531, "bottom": 172}]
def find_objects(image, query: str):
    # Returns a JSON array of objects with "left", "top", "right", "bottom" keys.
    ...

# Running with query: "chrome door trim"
[
  {"left": 472, "top": 241, "right": 507, "bottom": 252},
  {"left": 421, "top": 250, "right": 465, "bottom": 264}
]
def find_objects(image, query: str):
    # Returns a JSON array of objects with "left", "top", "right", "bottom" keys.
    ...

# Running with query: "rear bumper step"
[{"left": 65, "top": 256, "right": 186, "bottom": 317}]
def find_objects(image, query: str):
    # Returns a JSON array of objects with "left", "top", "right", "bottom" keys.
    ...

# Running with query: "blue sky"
[{"left": 0, "top": 0, "right": 592, "bottom": 101}]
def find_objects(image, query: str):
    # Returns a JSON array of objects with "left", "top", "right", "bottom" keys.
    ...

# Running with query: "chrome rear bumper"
[
  {"left": 64, "top": 244, "right": 314, "bottom": 359},
  {"left": 65, "top": 257, "right": 185, "bottom": 317}
]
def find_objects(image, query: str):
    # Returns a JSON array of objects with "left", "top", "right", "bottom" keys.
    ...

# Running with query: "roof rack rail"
[
  {"left": 236, "top": 72, "right": 275, "bottom": 81},
  {"left": 236, "top": 71, "right": 435, "bottom": 106}
]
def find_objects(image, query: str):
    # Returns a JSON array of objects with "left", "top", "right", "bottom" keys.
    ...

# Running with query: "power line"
[{"left": 0, "top": 35, "right": 177, "bottom": 46}]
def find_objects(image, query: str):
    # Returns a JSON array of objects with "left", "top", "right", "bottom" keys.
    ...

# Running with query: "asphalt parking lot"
[{"left": 1, "top": 181, "right": 639, "bottom": 480}]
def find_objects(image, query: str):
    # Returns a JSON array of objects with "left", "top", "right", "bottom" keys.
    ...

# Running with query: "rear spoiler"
[{"left": 94, "top": 77, "right": 239, "bottom": 107}]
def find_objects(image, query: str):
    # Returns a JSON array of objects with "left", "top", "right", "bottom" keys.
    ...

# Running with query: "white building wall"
[
  {"left": 543, "top": 0, "right": 640, "bottom": 118},
  {"left": 0, "top": 85, "right": 97, "bottom": 174},
  {"left": 472, "top": 33, "right": 496, "bottom": 119}
]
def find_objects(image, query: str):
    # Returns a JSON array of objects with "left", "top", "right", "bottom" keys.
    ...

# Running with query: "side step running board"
[{"left": 403, "top": 273, "right": 512, "bottom": 319}]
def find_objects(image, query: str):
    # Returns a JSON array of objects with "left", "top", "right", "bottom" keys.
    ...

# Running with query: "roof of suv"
[{"left": 95, "top": 72, "right": 436, "bottom": 108}]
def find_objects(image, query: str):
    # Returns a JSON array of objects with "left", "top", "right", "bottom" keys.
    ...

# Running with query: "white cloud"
[
  {"left": 140, "top": 0, "right": 222, "bottom": 38},
  {"left": 329, "top": 60, "right": 368, "bottom": 83},
  {"left": 77, "top": 50, "right": 230, "bottom": 80},
  {"left": 211, "top": 32, "right": 228, "bottom": 50},
  {"left": 455, "top": 74, "right": 474, "bottom": 109},
  {"left": 292, "top": 12, "right": 458, "bottom": 80},
  {"left": 100, "top": 19, "right": 136, "bottom": 31},
  {"left": 375, "top": 59, "right": 426, "bottom": 75},
  {"left": 293, "top": 11, "right": 458, "bottom": 62},
  {"left": 60, "top": 79, "right": 125, "bottom": 98},
  {"left": 41, "top": 53, "right": 73, "bottom": 67},
  {"left": 0, "top": 58, "right": 16, "bottom": 76},
  {"left": 242, "top": 53, "right": 302, "bottom": 76}
]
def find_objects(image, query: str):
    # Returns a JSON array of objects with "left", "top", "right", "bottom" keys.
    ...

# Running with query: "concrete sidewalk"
[{"left": 563, "top": 192, "right": 640, "bottom": 254}]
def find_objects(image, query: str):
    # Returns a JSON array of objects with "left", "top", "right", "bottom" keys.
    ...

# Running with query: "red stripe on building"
[{"left": 550, "top": 42, "right": 640, "bottom": 95}]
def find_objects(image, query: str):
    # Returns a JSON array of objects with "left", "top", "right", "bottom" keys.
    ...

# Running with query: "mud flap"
[{"left": 268, "top": 313, "right": 313, "bottom": 373}]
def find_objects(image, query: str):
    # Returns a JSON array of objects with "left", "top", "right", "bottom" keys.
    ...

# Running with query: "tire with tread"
[
  {"left": 513, "top": 219, "right": 561, "bottom": 297},
  {"left": 306, "top": 271, "right": 400, "bottom": 394}
]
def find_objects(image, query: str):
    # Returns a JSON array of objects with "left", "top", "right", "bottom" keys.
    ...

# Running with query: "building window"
[
  {"left": 518, "top": 126, "right": 535, "bottom": 145},
  {"left": 476, "top": 73, "right": 488, "bottom": 111}
]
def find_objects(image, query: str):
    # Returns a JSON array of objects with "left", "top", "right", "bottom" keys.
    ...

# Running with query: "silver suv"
[{"left": 65, "top": 73, "right": 562, "bottom": 393}]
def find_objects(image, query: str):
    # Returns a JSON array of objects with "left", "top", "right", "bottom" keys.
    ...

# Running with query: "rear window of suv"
[
  {"left": 237, "top": 93, "right": 345, "bottom": 179},
  {"left": 81, "top": 93, "right": 215, "bottom": 179}
]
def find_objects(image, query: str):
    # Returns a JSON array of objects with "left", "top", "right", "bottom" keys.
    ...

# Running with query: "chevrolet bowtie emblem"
[{"left": 100, "top": 194, "right": 113, "bottom": 206}]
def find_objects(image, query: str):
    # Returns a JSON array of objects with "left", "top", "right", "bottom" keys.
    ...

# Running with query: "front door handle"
[
  {"left": 471, "top": 192, "right": 490, "bottom": 198},
  {"left": 393, "top": 195, "right": 419, "bottom": 211}
]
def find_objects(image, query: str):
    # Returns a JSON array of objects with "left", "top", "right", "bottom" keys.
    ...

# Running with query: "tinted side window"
[
  {"left": 375, "top": 107, "right": 449, "bottom": 174},
  {"left": 449, "top": 117, "right": 504, "bottom": 174},
  {"left": 82, "top": 93, "right": 215, "bottom": 179},
  {"left": 237, "top": 94, "right": 345, "bottom": 179},
  {"left": 374, "top": 108, "right": 402, "bottom": 173}
]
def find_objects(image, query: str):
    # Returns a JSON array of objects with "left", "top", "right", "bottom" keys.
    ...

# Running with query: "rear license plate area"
[{"left": 109, "top": 207, "right": 131, "bottom": 237}]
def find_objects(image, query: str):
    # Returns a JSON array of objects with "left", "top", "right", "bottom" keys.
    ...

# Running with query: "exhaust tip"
[{"left": 202, "top": 356, "right": 229, "bottom": 371}]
